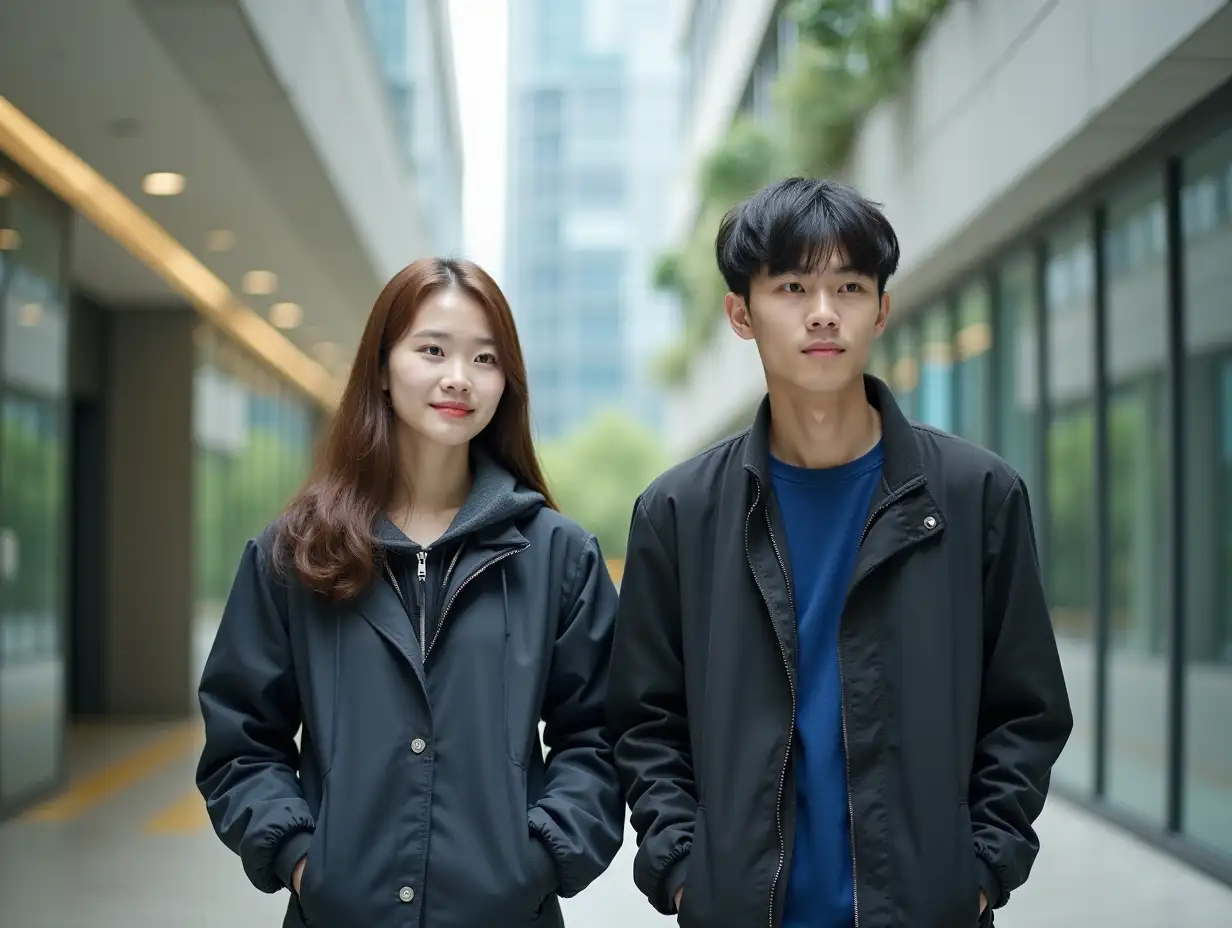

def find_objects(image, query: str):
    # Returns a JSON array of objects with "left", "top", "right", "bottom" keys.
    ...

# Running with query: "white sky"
[{"left": 447, "top": 0, "right": 509, "bottom": 282}]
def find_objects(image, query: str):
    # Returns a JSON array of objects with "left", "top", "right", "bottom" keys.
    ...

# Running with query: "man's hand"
[
  {"left": 675, "top": 886, "right": 684, "bottom": 912},
  {"left": 292, "top": 857, "right": 306, "bottom": 896},
  {"left": 979, "top": 891, "right": 988, "bottom": 915}
]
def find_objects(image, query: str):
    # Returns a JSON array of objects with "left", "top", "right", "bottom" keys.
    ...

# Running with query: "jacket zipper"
[
  {"left": 836, "top": 487, "right": 910, "bottom": 927},
  {"left": 745, "top": 480, "right": 796, "bottom": 928},
  {"left": 416, "top": 550, "right": 428, "bottom": 658},
  {"left": 428, "top": 543, "right": 527, "bottom": 656},
  {"left": 757, "top": 482, "right": 902, "bottom": 928}
]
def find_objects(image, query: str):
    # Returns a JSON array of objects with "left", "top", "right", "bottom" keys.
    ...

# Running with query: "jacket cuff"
[
  {"left": 664, "top": 852, "right": 690, "bottom": 914},
  {"left": 273, "top": 829, "right": 314, "bottom": 891},
  {"left": 976, "top": 856, "right": 1003, "bottom": 910}
]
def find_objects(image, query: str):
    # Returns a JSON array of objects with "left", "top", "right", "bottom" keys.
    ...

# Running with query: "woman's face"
[{"left": 383, "top": 286, "right": 507, "bottom": 448}]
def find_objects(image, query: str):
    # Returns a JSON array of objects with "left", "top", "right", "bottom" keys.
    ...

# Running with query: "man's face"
[{"left": 726, "top": 255, "right": 890, "bottom": 395}]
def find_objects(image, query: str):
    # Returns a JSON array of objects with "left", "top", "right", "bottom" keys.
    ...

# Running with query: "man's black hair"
[{"left": 715, "top": 177, "right": 901, "bottom": 301}]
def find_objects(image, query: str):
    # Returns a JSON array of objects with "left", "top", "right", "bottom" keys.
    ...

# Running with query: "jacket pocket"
[
  {"left": 676, "top": 805, "right": 709, "bottom": 928},
  {"left": 957, "top": 801, "right": 981, "bottom": 926},
  {"left": 295, "top": 777, "right": 331, "bottom": 925},
  {"left": 504, "top": 596, "right": 548, "bottom": 769}
]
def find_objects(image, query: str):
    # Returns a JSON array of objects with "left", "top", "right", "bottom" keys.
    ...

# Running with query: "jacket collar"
[{"left": 742, "top": 373, "right": 924, "bottom": 495}]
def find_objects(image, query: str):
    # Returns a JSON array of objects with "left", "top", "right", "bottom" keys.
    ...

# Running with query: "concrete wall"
[
  {"left": 665, "top": 0, "right": 1232, "bottom": 459},
  {"left": 103, "top": 309, "right": 195, "bottom": 717},
  {"left": 666, "top": 0, "right": 779, "bottom": 243}
]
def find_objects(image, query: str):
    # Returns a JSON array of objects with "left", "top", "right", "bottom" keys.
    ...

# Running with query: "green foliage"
[
  {"left": 698, "top": 116, "right": 785, "bottom": 206},
  {"left": 651, "top": 0, "right": 949, "bottom": 384},
  {"left": 780, "top": 0, "right": 948, "bottom": 176},
  {"left": 539, "top": 410, "right": 670, "bottom": 558}
]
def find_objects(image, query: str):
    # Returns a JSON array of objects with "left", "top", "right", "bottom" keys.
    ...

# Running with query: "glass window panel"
[
  {"left": 0, "top": 164, "right": 68, "bottom": 805},
  {"left": 995, "top": 251, "right": 1041, "bottom": 495},
  {"left": 1044, "top": 217, "right": 1097, "bottom": 796},
  {"left": 954, "top": 280, "right": 992, "bottom": 446},
  {"left": 918, "top": 306, "right": 954, "bottom": 431},
  {"left": 889, "top": 322, "right": 919, "bottom": 418},
  {"left": 1181, "top": 125, "right": 1232, "bottom": 855},
  {"left": 867, "top": 336, "right": 891, "bottom": 384},
  {"left": 1103, "top": 173, "right": 1170, "bottom": 824}
]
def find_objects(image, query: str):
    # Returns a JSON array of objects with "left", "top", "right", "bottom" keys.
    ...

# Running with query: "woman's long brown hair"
[{"left": 274, "top": 257, "right": 556, "bottom": 601}]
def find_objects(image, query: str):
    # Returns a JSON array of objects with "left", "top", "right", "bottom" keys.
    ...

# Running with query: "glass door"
[{"left": 0, "top": 158, "right": 69, "bottom": 809}]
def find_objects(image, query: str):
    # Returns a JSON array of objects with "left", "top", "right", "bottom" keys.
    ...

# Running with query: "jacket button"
[
  {"left": 399, "top": 886, "right": 415, "bottom": 903},
  {"left": 410, "top": 738, "right": 426, "bottom": 754},
  {"left": 924, "top": 515, "right": 937, "bottom": 530}
]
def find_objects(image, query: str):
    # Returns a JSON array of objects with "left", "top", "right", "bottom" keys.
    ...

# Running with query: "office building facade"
[{"left": 505, "top": 0, "right": 680, "bottom": 439}]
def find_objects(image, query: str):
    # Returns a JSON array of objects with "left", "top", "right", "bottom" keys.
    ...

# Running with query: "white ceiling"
[{"left": 0, "top": 0, "right": 417, "bottom": 371}]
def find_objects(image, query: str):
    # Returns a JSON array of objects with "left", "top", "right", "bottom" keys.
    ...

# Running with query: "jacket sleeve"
[
  {"left": 971, "top": 476, "right": 1073, "bottom": 909},
  {"left": 606, "top": 495, "right": 695, "bottom": 916},
  {"left": 196, "top": 538, "right": 314, "bottom": 895},
  {"left": 529, "top": 534, "right": 625, "bottom": 898}
]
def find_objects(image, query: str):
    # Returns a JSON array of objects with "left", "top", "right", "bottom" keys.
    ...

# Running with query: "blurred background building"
[
  {"left": 363, "top": 0, "right": 465, "bottom": 256},
  {"left": 504, "top": 0, "right": 681, "bottom": 439},
  {"left": 660, "top": 0, "right": 1232, "bottom": 885},
  {"left": 0, "top": 0, "right": 460, "bottom": 816}
]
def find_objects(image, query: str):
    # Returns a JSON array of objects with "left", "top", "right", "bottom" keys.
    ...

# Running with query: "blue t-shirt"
[{"left": 771, "top": 441, "right": 883, "bottom": 928}]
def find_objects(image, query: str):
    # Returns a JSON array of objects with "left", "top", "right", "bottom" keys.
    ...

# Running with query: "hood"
[{"left": 373, "top": 448, "right": 545, "bottom": 552}]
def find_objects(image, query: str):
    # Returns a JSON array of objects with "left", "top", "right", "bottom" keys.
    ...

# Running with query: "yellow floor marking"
[
  {"left": 22, "top": 722, "right": 200, "bottom": 823},
  {"left": 145, "top": 787, "right": 211, "bottom": 835}
]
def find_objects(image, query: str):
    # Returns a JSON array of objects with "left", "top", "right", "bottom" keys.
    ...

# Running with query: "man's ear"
[
  {"left": 875, "top": 290, "right": 891, "bottom": 334},
  {"left": 726, "top": 293, "right": 754, "bottom": 341}
]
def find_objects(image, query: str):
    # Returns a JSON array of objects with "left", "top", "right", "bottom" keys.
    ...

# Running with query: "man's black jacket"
[{"left": 607, "top": 376, "right": 1073, "bottom": 928}]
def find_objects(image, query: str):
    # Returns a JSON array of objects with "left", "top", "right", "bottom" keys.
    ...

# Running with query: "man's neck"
[{"left": 767, "top": 376, "right": 882, "bottom": 470}]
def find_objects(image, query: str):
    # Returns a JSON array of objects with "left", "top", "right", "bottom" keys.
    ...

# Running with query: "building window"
[
  {"left": 1103, "top": 173, "right": 1170, "bottom": 825},
  {"left": 918, "top": 305, "right": 954, "bottom": 431},
  {"left": 994, "top": 250, "right": 1040, "bottom": 495},
  {"left": 572, "top": 167, "right": 625, "bottom": 208},
  {"left": 867, "top": 334, "right": 891, "bottom": 384},
  {"left": 1181, "top": 124, "right": 1232, "bottom": 857},
  {"left": 577, "top": 86, "right": 624, "bottom": 138},
  {"left": 889, "top": 321, "right": 919, "bottom": 418},
  {"left": 1044, "top": 217, "right": 1097, "bottom": 796},
  {"left": 954, "top": 279, "right": 992, "bottom": 447}
]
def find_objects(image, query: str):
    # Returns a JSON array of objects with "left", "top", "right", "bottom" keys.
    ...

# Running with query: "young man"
[{"left": 608, "top": 178, "right": 1072, "bottom": 928}]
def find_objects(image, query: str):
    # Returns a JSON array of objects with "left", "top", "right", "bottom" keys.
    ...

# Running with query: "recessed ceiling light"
[
  {"left": 269, "top": 301, "right": 303, "bottom": 329},
  {"left": 142, "top": 172, "right": 185, "bottom": 196},
  {"left": 312, "top": 341, "right": 339, "bottom": 365},
  {"left": 242, "top": 270, "right": 278, "bottom": 295},
  {"left": 205, "top": 229, "right": 234, "bottom": 252},
  {"left": 0, "top": 175, "right": 12, "bottom": 197},
  {"left": 0, "top": 229, "right": 21, "bottom": 250},
  {"left": 18, "top": 303, "right": 42, "bottom": 327}
]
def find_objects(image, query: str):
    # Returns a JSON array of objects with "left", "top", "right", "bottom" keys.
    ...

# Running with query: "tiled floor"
[{"left": 1, "top": 723, "right": 1229, "bottom": 927}]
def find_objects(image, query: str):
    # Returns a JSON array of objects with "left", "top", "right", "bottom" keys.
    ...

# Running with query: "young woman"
[{"left": 196, "top": 257, "right": 625, "bottom": 927}]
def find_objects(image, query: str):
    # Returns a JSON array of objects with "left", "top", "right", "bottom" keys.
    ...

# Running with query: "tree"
[{"left": 539, "top": 410, "right": 671, "bottom": 558}]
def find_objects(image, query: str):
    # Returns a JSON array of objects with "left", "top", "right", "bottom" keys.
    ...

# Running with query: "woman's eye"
[
  {"left": 783, "top": 282, "right": 804, "bottom": 293},
  {"left": 476, "top": 353, "right": 498, "bottom": 365},
  {"left": 419, "top": 345, "right": 444, "bottom": 357}
]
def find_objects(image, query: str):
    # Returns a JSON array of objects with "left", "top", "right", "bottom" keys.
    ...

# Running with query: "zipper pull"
[{"left": 417, "top": 550, "right": 427, "bottom": 582}]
